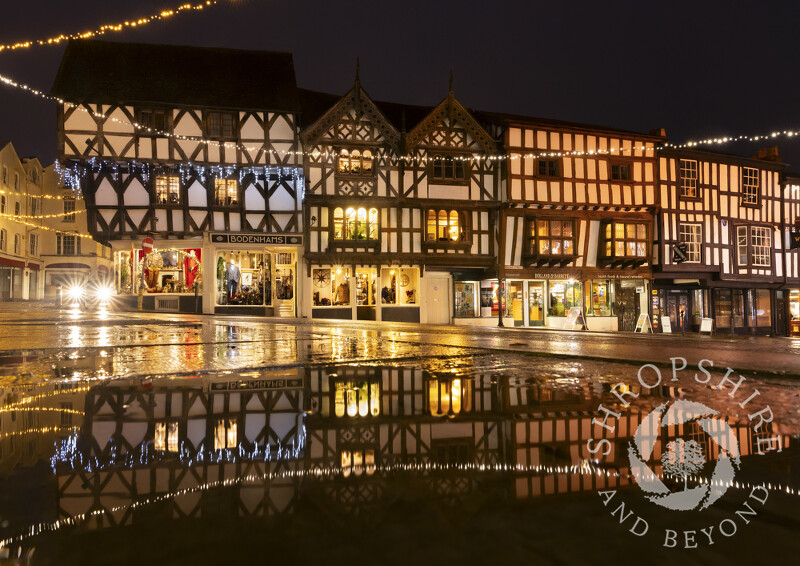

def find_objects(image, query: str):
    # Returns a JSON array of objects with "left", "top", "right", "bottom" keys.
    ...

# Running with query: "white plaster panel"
[
  {"left": 188, "top": 181, "right": 207, "bottom": 208},
  {"left": 124, "top": 179, "right": 149, "bottom": 206}
]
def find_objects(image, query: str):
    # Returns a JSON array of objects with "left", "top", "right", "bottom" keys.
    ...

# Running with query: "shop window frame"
[
  {"left": 337, "top": 148, "right": 375, "bottom": 177},
  {"left": 735, "top": 224, "right": 772, "bottom": 269},
  {"left": 429, "top": 154, "right": 470, "bottom": 185},
  {"left": 330, "top": 206, "right": 379, "bottom": 249},
  {"left": 423, "top": 209, "right": 470, "bottom": 250},
  {"left": 213, "top": 177, "right": 240, "bottom": 208},
  {"left": 331, "top": 373, "right": 381, "bottom": 418},
  {"left": 522, "top": 216, "right": 578, "bottom": 267},
  {"left": 154, "top": 174, "right": 181, "bottom": 205}
]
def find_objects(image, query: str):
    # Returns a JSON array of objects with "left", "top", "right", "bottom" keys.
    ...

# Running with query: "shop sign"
[
  {"left": 790, "top": 232, "right": 800, "bottom": 249},
  {"left": 529, "top": 273, "right": 580, "bottom": 280},
  {"left": 209, "top": 377, "right": 303, "bottom": 391},
  {"left": 211, "top": 233, "right": 303, "bottom": 245}
]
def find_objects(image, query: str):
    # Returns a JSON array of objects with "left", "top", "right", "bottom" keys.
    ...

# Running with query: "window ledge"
[
  {"left": 597, "top": 257, "right": 648, "bottom": 268},
  {"left": 423, "top": 240, "right": 470, "bottom": 251},
  {"left": 522, "top": 254, "right": 577, "bottom": 268},
  {"left": 330, "top": 239, "right": 379, "bottom": 249}
]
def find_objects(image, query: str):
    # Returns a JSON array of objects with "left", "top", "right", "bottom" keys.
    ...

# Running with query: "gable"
[
  {"left": 406, "top": 95, "right": 497, "bottom": 153},
  {"left": 301, "top": 86, "right": 400, "bottom": 151}
]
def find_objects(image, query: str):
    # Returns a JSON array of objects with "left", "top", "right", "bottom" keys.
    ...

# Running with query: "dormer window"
[{"left": 338, "top": 149, "right": 373, "bottom": 175}]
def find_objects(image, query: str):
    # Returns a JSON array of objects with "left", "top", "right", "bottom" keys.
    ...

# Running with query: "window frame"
[
  {"left": 678, "top": 223, "right": 702, "bottom": 263},
  {"left": 425, "top": 209, "right": 469, "bottom": 244},
  {"left": 429, "top": 154, "right": 470, "bottom": 184},
  {"left": 740, "top": 167, "right": 760, "bottom": 206},
  {"left": 154, "top": 174, "right": 181, "bottom": 205},
  {"left": 331, "top": 206, "right": 379, "bottom": 242},
  {"left": 0, "top": 195, "right": 5, "bottom": 214},
  {"left": 13, "top": 173, "right": 19, "bottom": 192},
  {"left": 679, "top": 159, "right": 699, "bottom": 199},
  {"left": 137, "top": 108, "right": 170, "bottom": 136},
  {"left": 608, "top": 160, "right": 633, "bottom": 182},
  {"left": 57, "top": 233, "right": 80, "bottom": 256},
  {"left": 204, "top": 111, "right": 238, "bottom": 141},
  {"left": 213, "top": 178, "right": 239, "bottom": 207},
  {"left": 736, "top": 224, "right": 772, "bottom": 268},
  {"left": 63, "top": 197, "right": 76, "bottom": 222},
  {"left": 526, "top": 217, "right": 578, "bottom": 258},
  {"left": 337, "top": 148, "right": 375, "bottom": 177},
  {"left": 14, "top": 202, "right": 20, "bottom": 216},
  {"left": 0, "top": 229, "right": 5, "bottom": 252},
  {"left": 600, "top": 220, "right": 650, "bottom": 260},
  {"left": 13, "top": 233, "right": 20, "bottom": 255},
  {"left": 535, "top": 158, "right": 561, "bottom": 178},
  {"left": 28, "top": 233, "right": 38, "bottom": 256}
]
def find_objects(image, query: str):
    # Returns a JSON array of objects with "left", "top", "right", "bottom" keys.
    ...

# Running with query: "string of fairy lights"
[
  {"left": 0, "top": 209, "right": 85, "bottom": 221},
  {"left": 0, "top": 1, "right": 217, "bottom": 53},
  {"left": 0, "top": 458, "right": 798, "bottom": 551}
]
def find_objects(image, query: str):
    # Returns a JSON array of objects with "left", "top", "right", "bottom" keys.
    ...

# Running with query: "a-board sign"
[
  {"left": 661, "top": 316, "right": 672, "bottom": 334},
  {"left": 699, "top": 317, "right": 714, "bottom": 334},
  {"left": 634, "top": 314, "right": 652, "bottom": 333},
  {"left": 563, "top": 307, "right": 586, "bottom": 330}
]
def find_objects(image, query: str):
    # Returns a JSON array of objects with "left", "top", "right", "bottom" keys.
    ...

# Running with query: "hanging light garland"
[
  {"left": 0, "top": 209, "right": 85, "bottom": 220},
  {"left": 0, "top": 188, "right": 76, "bottom": 201},
  {"left": 0, "top": 1, "right": 217, "bottom": 53},
  {"left": 3, "top": 214, "right": 98, "bottom": 241}
]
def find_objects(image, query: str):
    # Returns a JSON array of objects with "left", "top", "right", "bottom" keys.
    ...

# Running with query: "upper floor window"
[
  {"left": 0, "top": 229, "right": 5, "bottom": 251},
  {"left": 602, "top": 221, "right": 648, "bottom": 258},
  {"left": 206, "top": 111, "right": 237, "bottom": 140},
  {"left": 741, "top": 167, "right": 759, "bottom": 205},
  {"left": 2, "top": 166, "right": 7, "bottom": 186},
  {"left": 214, "top": 418, "right": 237, "bottom": 450},
  {"left": 736, "top": 225, "right": 771, "bottom": 267},
  {"left": 529, "top": 218, "right": 576, "bottom": 256},
  {"left": 338, "top": 149, "right": 373, "bottom": 175},
  {"left": 13, "top": 173, "right": 19, "bottom": 192},
  {"left": 0, "top": 195, "right": 5, "bottom": 213},
  {"left": 678, "top": 223, "right": 702, "bottom": 263},
  {"left": 139, "top": 109, "right": 169, "bottom": 134},
  {"left": 14, "top": 202, "right": 19, "bottom": 216},
  {"left": 63, "top": 198, "right": 76, "bottom": 222},
  {"left": 155, "top": 175, "right": 180, "bottom": 204},
  {"left": 13, "top": 234, "right": 20, "bottom": 255},
  {"left": 536, "top": 158, "right": 560, "bottom": 178},
  {"left": 29, "top": 197, "right": 39, "bottom": 216},
  {"left": 426, "top": 209, "right": 467, "bottom": 242},
  {"left": 29, "top": 168, "right": 38, "bottom": 184},
  {"left": 680, "top": 159, "right": 698, "bottom": 198},
  {"left": 57, "top": 234, "right": 80, "bottom": 256},
  {"left": 609, "top": 162, "right": 632, "bottom": 182},
  {"left": 332, "top": 207, "right": 378, "bottom": 240},
  {"left": 154, "top": 421, "right": 179, "bottom": 453},
  {"left": 29, "top": 234, "right": 38, "bottom": 256},
  {"left": 334, "top": 378, "right": 381, "bottom": 418},
  {"left": 431, "top": 155, "right": 469, "bottom": 182},
  {"left": 427, "top": 377, "right": 473, "bottom": 417},
  {"left": 214, "top": 178, "right": 239, "bottom": 206}
]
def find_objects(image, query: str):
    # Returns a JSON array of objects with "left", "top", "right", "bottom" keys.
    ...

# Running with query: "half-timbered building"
[
  {"left": 300, "top": 75, "right": 500, "bottom": 324},
  {"left": 480, "top": 114, "right": 664, "bottom": 331},
  {"left": 51, "top": 40, "right": 304, "bottom": 315},
  {"left": 782, "top": 173, "right": 800, "bottom": 335},
  {"left": 654, "top": 147, "right": 788, "bottom": 334}
]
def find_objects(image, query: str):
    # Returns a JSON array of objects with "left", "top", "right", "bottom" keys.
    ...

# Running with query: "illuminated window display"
[
  {"left": 427, "top": 377, "right": 473, "bottom": 416},
  {"left": 454, "top": 282, "right": 476, "bottom": 317},
  {"left": 584, "top": 280, "right": 614, "bottom": 316},
  {"left": 115, "top": 248, "right": 201, "bottom": 294},
  {"left": 214, "top": 418, "right": 237, "bottom": 450},
  {"left": 791, "top": 290, "right": 799, "bottom": 320},
  {"left": 548, "top": 281, "right": 581, "bottom": 316},
  {"left": 215, "top": 251, "right": 271, "bottom": 305},
  {"left": 333, "top": 379, "right": 381, "bottom": 418},
  {"left": 312, "top": 267, "right": 351, "bottom": 306},
  {"left": 341, "top": 449, "right": 376, "bottom": 477},
  {"left": 380, "top": 267, "right": 418, "bottom": 305},
  {"left": 154, "top": 422, "right": 179, "bottom": 453}
]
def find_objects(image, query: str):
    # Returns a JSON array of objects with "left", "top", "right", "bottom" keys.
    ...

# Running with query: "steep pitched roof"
[
  {"left": 50, "top": 40, "right": 299, "bottom": 111},
  {"left": 406, "top": 92, "right": 498, "bottom": 153}
]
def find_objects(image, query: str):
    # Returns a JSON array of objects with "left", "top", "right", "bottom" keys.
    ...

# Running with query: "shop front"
[
  {"left": 210, "top": 233, "right": 302, "bottom": 317},
  {"left": 310, "top": 264, "right": 421, "bottom": 322},
  {"left": 453, "top": 271, "right": 513, "bottom": 327},
  {"left": 789, "top": 289, "right": 800, "bottom": 336}
]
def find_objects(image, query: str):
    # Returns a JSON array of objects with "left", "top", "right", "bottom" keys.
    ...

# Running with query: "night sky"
[{"left": 2, "top": 0, "right": 800, "bottom": 167}]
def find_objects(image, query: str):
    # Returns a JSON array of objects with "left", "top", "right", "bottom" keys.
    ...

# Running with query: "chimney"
[{"left": 754, "top": 145, "right": 781, "bottom": 163}]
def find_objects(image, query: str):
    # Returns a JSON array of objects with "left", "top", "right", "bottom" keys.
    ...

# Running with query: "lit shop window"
[
  {"left": 154, "top": 422, "right": 179, "bottom": 453},
  {"left": 426, "top": 209, "right": 466, "bottom": 242},
  {"left": 214, "top": 418, "right": 238, "bottom": 450},
  {"left": 334, "top": 380, "right": 381, "bottom": 418},
  {"left": 338, "top": 149, "right": 373, "bottom": 175},
  {"left": 214, "top": 178, "right": 239, "bottom": 206},
  {"left": 427, "top": 377, "right": 473, "bottom": 417},
  {"left": 548, "top": 280, "right": 582, "bottom": 316},
  {"left": 529, "top": 219, "right": 575, "bottom": 256},
  {"left": 341, "top": 449, "right": 376, "bottom": 477},
  {"left": 312, "top": 267, "right": 350, "bottom": 306},
  {"left": 380, "top": 267, "right": 418, "bottom": 305},
  {"left": 332, "top": 207, "right": 378, "bottom": 240},
  {"left": 155, "top": 175, "right": 180, "bottom": 204}
]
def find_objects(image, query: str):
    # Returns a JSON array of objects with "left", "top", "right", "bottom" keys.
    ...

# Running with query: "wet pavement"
[{"left": 0, "top": 302, "right": 797, "bottom": 565}]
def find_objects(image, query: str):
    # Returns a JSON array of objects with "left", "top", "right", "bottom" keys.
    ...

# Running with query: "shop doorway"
[
  {"left": 424, "top": 276, "right": 450, "bottom": 324},
  {"left": 666, "top": 292, "right": 688, "bottom": 333},
  {"left": 616, "top": 285, "right": 639, "bottom": 331},
  {"left": 776, "top": 291, "right": 787, "bottom": 336},
  {"left": 508, "top": 281, "right": 524, "bottom": 326},
  {"left": 355, "top": 268, "right": 376, "bottom": 321},
  {"left": 273, "top": 252, "right": 296, "bottom": 317},
  {"left": 528, "top": 282, "right": 544, "bottom": 326}
]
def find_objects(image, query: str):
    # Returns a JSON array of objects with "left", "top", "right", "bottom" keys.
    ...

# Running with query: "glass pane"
[
  {"left": 605, "top": 224, "right": 612, "bottom": 238},
  {"left": 615, "top": 223, "right": 625, "bottom": 239},
  {"left": 562, "top": 221, "right": 573, "bottom": 237},
  {"left": 438, "top": 210, "right": 448, "bottom": 239},
  {"left": 540, "top": 239, "right": 550, "bottom": 255},
  {"left": 627, "top": 241, "right": 637, "bottom": 256},
  {"left": 563, "top": 239, "right": 573, "bottom": 255},
  {"left": 427, "top": 210, "right": 436, "bottom": 241},
  {"left": 636, "top": 242, "right": 646, "bottom": 257},
  {"left": 551, "top": 240, "right": 561, "bottom": 254},
  {"left": 626, "top": 224, "right": 636, "bottom": 239},
  {"left": 449, "top": 211, "right": 460, "bottom": 241},
  {"left": 451, "top": 379, "right": 462, "bottom": 414},
  {"left": 636, "top": 224, "right": 646, "bottom": 240},
  {"left": 550, "top": 221, "right": 562, "bottom": 237},
  {"left": 616, "top": 241, "right": 624, "bottom": 256},
  {"left": 537, "top": 221, "right": 549, "bottom": 237}
]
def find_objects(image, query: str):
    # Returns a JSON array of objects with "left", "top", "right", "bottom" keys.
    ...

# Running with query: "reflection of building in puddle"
[
  {"left": 54, "top": 369, "right": 306, "bottom": 526},
  {"left": 52, "top": 351, "right": 114, "bottom": 380},
  {"left": 0, "top": 382, "right": 86, "bottom": 475},
  {"left": 305, "top": 367, "right": 505, "bottom": 508},
  {"left": 507, "top": 381, "right": 793, "bottom": 499}
]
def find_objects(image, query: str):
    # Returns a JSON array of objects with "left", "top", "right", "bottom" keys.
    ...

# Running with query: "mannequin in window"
[
  {"left": 334, "top": 282, "right": 349, "bottom": 305},
  {"left": 225, "top": 259, "right": 240, "bottom": 300}
]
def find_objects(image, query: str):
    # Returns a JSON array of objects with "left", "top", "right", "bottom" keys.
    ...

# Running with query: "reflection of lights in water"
[
  {"left": 6, "top": 457, "right": 800, "bottom": 552},
  {"left": 68, "top": 326, "right": 82, "bottom": 348},
  {"left": 97, "top": 327, "right": 110, "bottom": 347}
]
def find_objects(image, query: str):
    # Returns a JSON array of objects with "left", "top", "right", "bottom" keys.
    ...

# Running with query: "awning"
[
  {"left": 44, "top": 263, "right": 91, "bottom": 270},
  {"left": 0, "top": 256, "right": 25, "bottom": 268},
  {"left": 26, "top": 263, "right": 41, "bottom": 271}
]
